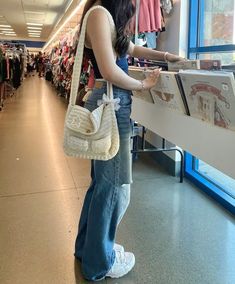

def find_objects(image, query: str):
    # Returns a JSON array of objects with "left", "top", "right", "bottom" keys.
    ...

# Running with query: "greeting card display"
[
  {"left": 168, "top": 60, "right": 200, "bottom": 71},
  {"left": 179, "top": 70, "right": 235, "bottom": 131},
  {"left": 128, "top": 67, "right": 154, "bottom": 103},
  {"left": 150, "top": 71, "right": 188, "bottom": 114}
]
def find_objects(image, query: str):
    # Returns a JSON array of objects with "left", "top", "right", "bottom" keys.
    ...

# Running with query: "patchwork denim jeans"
[{"left": 74, "top": 83, "right": 132, "bottom": 281}]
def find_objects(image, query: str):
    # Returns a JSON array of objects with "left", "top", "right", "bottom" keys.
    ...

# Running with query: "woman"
[
  {"left": 74, "top": 0, "right": 184, "bottom": 281},
  {"left": 38, "top": 52, "right": 44, "bottom": 77}
]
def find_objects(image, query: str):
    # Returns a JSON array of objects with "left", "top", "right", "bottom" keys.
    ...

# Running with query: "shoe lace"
[{"left": 115, "top": 250, "right": 125, "bottom": 264}]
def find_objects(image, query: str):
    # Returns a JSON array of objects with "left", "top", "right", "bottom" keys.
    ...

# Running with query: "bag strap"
[{"left": 70, "top": 5, "right": 116, "bottom": 106}]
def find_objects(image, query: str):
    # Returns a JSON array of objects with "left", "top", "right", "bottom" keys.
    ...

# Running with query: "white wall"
[{"left": 157, "top": 0, "right": 189, "bottom": 56}]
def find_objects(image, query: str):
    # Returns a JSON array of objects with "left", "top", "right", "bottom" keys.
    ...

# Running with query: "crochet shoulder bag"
[{"left": 63, "top": 6, "right": 120, "bottom": 160}]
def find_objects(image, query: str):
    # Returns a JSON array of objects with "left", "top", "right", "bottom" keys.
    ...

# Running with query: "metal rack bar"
[{"left": 132, "top": 125, "right": 184, "bottom": 183}]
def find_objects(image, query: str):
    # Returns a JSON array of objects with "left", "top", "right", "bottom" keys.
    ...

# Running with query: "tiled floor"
[{"left": 0, "top": 76, "right": 235, "bottom": 284}]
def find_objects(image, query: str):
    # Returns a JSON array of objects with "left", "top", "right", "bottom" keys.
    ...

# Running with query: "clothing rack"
[
  {"left": 0, "top": 41, "right": 26, "bottom": 51},
  {"left": 0, "top": 42, "right": 26, "bottom": 111}
]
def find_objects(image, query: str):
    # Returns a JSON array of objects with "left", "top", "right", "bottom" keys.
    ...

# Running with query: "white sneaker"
[
  {"left": 106, "top": 251, "right": 135, "bottom": 279},
  {"left": 114, "top": 243, "right": 124, "bottom": 252}
]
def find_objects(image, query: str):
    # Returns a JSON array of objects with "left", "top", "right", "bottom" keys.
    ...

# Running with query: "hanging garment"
[
  {"left": 6, "top": 57, "right": 10, "bottom": 80},
  {"left": 0, "top": 49, "right": 3, "bottom": 83},
  {"left": 9, "top": 58, "right": 14, "bottom": 81},
  {"left": 0, "top": 48, "right": 8, "bottom": 82},
  {"left": 144, "top": 31, "right": 157, "bottom": 48},
  {"left": 1, "top": 58, "right": 7, "bottom": 82},
  {"left": 138, "top": 0, "right": 162, "bottom": 33},
  {"left": 161, "top": 0, "right": 173, "bottom": 14},
  {"left": 160, "top": 7, "right": 166, "bottom": 32},
  {"left": 12, "top": 57, "right": 21, "bottom": 89}
]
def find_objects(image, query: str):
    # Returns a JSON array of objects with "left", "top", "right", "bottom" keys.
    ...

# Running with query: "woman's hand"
[
  {"left": 142, "top": 68, "right": 161, "bottom": 89},
  {"left": 166, "top": 53, "right": 186, "bottom": 63}
]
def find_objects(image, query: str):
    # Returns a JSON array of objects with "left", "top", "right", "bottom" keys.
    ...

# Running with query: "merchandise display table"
[{"left": 131, "top": 97, "right": 235, "bottom": 180}]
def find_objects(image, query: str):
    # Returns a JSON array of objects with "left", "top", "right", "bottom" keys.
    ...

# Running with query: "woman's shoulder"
[
  {"left": 86, "top": 5, "right": 115, "bottom": 28},
  {"left": 86, "top": 5, "right": 116, "bottom": 39}
]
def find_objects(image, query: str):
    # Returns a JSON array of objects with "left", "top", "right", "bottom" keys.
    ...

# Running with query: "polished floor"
[{"left": 0, "top": 76, "right": 235, "bottom": 284}]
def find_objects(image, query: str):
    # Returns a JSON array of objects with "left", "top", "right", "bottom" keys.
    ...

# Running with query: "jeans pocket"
[{"left": 115, "top": 91, "right": 132, "bottom": 107}]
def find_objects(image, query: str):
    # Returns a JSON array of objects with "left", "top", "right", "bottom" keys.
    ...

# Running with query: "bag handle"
[{"left": 70, "top": 5, "right": 116, "bottom": 106}]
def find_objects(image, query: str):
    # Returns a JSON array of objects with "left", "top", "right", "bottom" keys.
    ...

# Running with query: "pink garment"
[
  {"left": 138, "top": 0, "right": 161, "bottom": 33},
  {"left": 67, "top": 32, "right": 73, "bottom": 47}
]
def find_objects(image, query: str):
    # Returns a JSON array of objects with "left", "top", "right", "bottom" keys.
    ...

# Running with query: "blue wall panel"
[{"left": 0, "top": 40, "right": 45, "bottom": 48}]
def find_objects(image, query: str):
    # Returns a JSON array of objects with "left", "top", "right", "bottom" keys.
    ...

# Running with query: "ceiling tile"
[
  {"left": 0, "top": 0, "right": 76, "bottom": 42},
  {"left": 22, "top": 0, "right": 49, "bottom": 7},
  {"left": 25, "top": 11, "right": 45, "bottom": 22}
]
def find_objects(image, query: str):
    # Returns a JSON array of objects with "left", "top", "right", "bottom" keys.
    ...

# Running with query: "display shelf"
[{"left": 131, "top": 97, "right": 235, "bottom": 180}]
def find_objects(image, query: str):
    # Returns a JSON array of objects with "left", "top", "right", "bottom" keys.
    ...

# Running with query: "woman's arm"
[
  {"left": 86, "top": 9, "right": 160, "bottom": 91},
  {"left": 127, "top": 41, "right": 184, "bottom": 62}
]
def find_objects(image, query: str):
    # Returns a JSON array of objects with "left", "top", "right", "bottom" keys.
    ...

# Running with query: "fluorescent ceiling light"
[
  {"left": 27, "top": 23, "right": 43, "bottom": 26},
  {"left": 28, "top": 31, "right": 41, "bottom": 33},
  {"left": 3, "top": 31, "right": 15, "bottom": 34},
  {"left": 4, "top": 34, "right": 16, "bottom": 36},
  {"left": 29, "top": 35, "right": 40, "bottom": 37},
  {"left": 43, "top": 0, "right": 86, "bottom": 51},
  {"left": 0, "top": 24, "right": 11, "bottom": 27},
  {"left": 0, "top": 28, "right": 14, "bottom": 31},
  {"left": 27, "top": 26, "right": 42, "bottom": 30}
]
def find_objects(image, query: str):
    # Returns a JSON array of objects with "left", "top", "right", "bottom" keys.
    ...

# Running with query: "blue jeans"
[{"left": 74, "top": 83, "right": 132, "bottom": 281}]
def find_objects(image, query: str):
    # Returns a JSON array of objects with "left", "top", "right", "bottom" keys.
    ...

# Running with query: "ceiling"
[
  {"left": 0, "top": 0, "right": 75, "bottom": 41},
  {"left": 43, "top": 0, "right": 85, "bottom": 50}
]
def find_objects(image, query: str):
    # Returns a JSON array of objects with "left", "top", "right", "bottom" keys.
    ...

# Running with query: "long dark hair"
[{"left": 80, "top": 0, "right": 135, "bottom": 56}]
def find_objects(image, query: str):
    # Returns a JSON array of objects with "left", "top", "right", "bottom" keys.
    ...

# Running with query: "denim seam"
[{"left": 108, "top": 154, "right": 120, "bottom": 215}]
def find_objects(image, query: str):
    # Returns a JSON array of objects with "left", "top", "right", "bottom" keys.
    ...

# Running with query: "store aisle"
[
  {"left": 0, "top": 76, "right": 92, "bottom": 284},
  {"left": 1, "top": 77, "right": 235, "bottom": 284}
]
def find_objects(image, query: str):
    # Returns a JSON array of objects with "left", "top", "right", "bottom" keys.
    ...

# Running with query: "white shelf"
[{"left": 131, "top": 97, "right": 235, "bottom": 179}]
